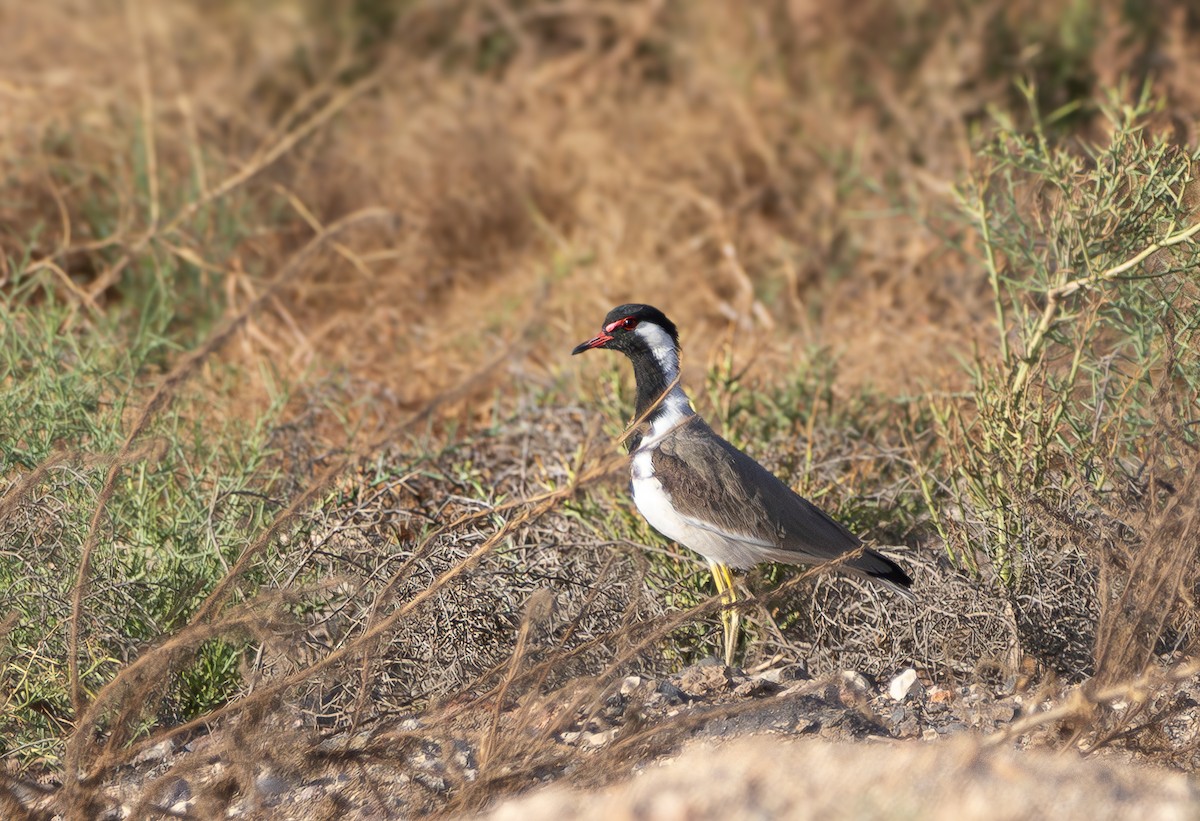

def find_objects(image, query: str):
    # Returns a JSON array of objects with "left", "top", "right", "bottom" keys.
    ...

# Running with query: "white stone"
[
  {"left": 839, "top": 670, "right": 871, "bottom": 695},
  {"left": 889, "top": 668, "right": 919, "bottom": 701}
]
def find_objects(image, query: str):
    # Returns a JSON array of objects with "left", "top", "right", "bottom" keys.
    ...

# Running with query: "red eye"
[{"left": 604, "top": 317, "right": 639, "bottom": 334}]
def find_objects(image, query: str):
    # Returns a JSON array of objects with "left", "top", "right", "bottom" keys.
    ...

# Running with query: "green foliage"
[
  {"left": 927, "top": 83, "right": 1200, "bottom": 581},
  {"left": 0, "top": 265, "right": 288, "bottom": 765}
]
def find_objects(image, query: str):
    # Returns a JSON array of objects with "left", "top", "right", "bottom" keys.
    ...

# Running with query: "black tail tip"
[
  {"left": 861, "top": 549, "right": 914, "bottom": 596},
  {"left": 872, "top": 563, "right": 913, "bottom": 589}
]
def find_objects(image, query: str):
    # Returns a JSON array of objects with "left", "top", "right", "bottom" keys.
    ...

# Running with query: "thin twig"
[
  {"left": 1009, "top": 218, "right": 1200, "bottom": 401},
  {"left": 614, "top": 372, "right": 683, "bottom": 450}
]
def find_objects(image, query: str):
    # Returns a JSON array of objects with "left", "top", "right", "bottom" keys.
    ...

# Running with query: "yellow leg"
[{"left": 708, "top": 560, "right": 740, "bottom": 667}]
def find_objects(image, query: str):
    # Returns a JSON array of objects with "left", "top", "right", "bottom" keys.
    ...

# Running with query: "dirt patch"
[{"left": 478, "top": 733, "right": 1200, "bottom": 821}]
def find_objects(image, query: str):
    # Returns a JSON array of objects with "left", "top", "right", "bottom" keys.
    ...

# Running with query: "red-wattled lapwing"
[{"left": 573, "top": 303, "right": 913, "bottom": 666}]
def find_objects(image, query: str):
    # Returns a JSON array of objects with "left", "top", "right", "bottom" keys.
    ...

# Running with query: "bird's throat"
[{"left": 629, "top": 348, "right": 693, "bottom": 448}]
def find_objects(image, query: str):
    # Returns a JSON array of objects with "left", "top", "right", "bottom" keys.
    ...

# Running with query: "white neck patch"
[
  {"left": 634, "top": 322, "right": 693, "bottom": 448},
  {"left": 635, "top": 322, "right": 681, "bottom": 378}
]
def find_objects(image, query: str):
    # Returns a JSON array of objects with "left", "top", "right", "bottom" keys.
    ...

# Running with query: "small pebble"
[
  {"left": 837, "top": 670, "right": 873, "bottom": 708},
  {"left": 990, "top": 701, "right": 1019, "bottom": 723},
  {"left": 581, "top": 728, "right": 617, "bottom": 748},
  {"left": 928, "top": 687, "right": 953, "bottom": 704},
  {"left": 755, "top": 664, "right": 809, "bottom": 685},
  {"left": 620, "top": 676, "right": 645, "bottom": 696},
  {"left": 839, "top": 670, "right": 871, "bottom": 694},
  {"left": 888, "top": 668, "right": 920, "bottom": 701},
  {"left": 679, "top": 665, "right": 731, "bottom": 698},
  {"left": 133, "top": 739, "right": 174, "bottom": 766},
  {"left": 656, "top": 681, "right": 688, "bottom": 704},
  {"left": 162, "top": 777, "right": 191, "bottom": 812},
  {"left": 732, "top": 678, "right": 776, "bottom": 698}
]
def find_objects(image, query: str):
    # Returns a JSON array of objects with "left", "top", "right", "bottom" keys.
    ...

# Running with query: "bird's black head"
[{"left": 571, "top": 303, "right": 679, "bottom": 358}]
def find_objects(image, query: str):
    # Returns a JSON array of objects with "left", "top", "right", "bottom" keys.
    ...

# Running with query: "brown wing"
[{"left": 652, "top": 418, "right": 910, "bottom": 587}]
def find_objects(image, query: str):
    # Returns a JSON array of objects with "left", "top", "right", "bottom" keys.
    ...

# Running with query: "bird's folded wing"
[{"left": 651, "top": 420, "right": 862, "bottom": 565}]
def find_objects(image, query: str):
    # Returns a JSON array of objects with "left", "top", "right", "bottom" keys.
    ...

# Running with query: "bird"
[{"left": 572, "top": 303, "right": 913, "bottom": 666}]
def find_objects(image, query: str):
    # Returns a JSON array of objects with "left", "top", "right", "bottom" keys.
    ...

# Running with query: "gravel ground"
[{"left": 11, "top": 658, "right": 1200, "bottom": 819}]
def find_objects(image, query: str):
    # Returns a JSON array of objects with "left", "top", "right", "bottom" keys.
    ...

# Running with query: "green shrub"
[
  {"left": 925, "top": 83, "right": 1200, "bottom": 583},
  {"left": 0, "top": 264, "right": 287, "bottom": 765}
]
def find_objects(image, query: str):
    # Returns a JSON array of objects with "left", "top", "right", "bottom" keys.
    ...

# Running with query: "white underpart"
[
  {"left": 632, "top": 447, "right": 774, "bottom": 568},
  {"left": 628, "top": 322, "right": 773, "bottom": 568}
]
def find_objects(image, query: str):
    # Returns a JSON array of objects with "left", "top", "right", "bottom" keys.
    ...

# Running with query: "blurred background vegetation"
[{"left": 1, "top": 0, "right": 1198, "bottom": 789}]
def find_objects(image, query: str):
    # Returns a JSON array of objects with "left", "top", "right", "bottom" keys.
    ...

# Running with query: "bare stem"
[{"left": 1008, "top": 217, "right": 1200, "bottom": 403}]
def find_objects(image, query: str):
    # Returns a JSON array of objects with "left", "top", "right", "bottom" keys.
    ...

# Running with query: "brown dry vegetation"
[{"left": 3, "top": 0, "right": 1200, "bottom": 818}]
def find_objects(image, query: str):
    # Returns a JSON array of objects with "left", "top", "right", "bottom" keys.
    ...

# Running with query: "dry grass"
[
  {"left": 1, "top": 0, "right": 1003, "bottom": 405},
  {"left": 4, "top": 0, "right": 1200, "bottom": 817}
]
